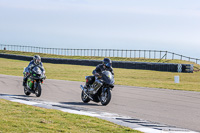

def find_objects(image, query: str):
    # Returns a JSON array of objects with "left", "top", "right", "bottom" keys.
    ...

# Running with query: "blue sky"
[{"left": 0, "top": 0, "right": 200, "bottom": 58}]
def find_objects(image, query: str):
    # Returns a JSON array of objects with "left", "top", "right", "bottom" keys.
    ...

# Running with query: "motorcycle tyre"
[
  {"left": 35, "top": 83, "right": 42, "bottom": 97},
  {"left": 81, "top": 90, "right": 90, "bottom": 103},
  {"left": 100, "top": 89, "right": 111, "bottom": 106},
  {"left": 24, "top": 86, "right": 31, "bottom": 96}
]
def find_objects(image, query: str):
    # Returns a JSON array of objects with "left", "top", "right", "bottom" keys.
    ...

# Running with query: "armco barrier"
[{"left": 0, "top": 53, "right": 193, "bottom": 73}]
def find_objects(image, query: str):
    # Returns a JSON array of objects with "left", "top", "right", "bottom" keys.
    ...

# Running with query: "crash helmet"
[
  {"left": 33, "top": 55, "right": 41, "bottom": 65},
  {"left": 103, "top": 58, "right": 112, "bottom": 68}
]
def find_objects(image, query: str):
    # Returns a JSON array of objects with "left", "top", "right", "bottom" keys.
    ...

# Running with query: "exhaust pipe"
[{"left": 80, "top": 85, "right": 93, "bottom": 100}]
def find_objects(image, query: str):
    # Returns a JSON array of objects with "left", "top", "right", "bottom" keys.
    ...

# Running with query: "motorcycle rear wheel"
[{"left": 81, "top": 91, "right": 90, "bottom": 103}]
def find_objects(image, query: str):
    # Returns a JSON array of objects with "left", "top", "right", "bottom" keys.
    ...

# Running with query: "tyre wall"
[{"left": 0, "top": 53, "right": 193, "bottom": 73}]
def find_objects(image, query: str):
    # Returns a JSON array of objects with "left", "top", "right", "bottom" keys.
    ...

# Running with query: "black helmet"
[
  {"left": 33, "top": 55, "right": 41, "bottom": 65},
  {"left": 103, "top": 58, "right": 112, "bottom": 68}
]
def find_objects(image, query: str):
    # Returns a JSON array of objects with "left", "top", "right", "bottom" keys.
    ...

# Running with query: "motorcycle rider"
[
  {"left": 23, "top": 55, "right": 45, "bottom": 86},
  {"left": 84, "top": 58, "right": 114, "bottom": 91}
]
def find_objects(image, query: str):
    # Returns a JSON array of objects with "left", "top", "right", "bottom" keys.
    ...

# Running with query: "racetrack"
[{"left": 0, "top": 74, "right": 200, "bottom": 132}]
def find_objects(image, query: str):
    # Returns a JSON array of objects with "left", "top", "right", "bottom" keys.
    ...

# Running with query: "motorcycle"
[
  {"left": 23, "top": 66, "right": 46, "bottom": 97},
  {"left": 80, "top": 71, "right": 114, "bottom": 106}
]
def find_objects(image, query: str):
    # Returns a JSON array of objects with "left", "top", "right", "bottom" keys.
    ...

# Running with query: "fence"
[{"left": 0, "top": 44, "right": 199, "bottom": 64}]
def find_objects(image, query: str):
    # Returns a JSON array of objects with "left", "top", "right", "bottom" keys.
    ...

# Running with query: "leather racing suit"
[{"left": 85, "top": 64, "right": 114, "bottom": 87}]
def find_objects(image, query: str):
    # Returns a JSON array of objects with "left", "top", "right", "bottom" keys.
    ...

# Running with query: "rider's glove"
[{"left": 94, "top": 73, "right": 99, "bottom": 76}]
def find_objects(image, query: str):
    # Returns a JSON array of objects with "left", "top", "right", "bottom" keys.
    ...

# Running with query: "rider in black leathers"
[
  {"left": 23, "top": 55, "right": 45, "bottom": 86},
  {"left": 84, "top": 58, "right": 114, "bottom": 90}
]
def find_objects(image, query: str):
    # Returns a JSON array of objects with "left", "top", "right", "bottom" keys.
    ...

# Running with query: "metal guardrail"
[{"left": 0, "top": 44, "right": 199, "bottom": 64}]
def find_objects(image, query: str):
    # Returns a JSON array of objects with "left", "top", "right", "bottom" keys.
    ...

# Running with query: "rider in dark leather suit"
[
  {"left": 84, "top": 58, "right": 114, "bottom": 89},
  {"left": 23, "top": 55, "right": 45, "bottom": 86}
]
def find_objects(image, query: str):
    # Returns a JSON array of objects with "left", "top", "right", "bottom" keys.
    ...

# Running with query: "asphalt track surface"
[{"left": 0, "top": 74, "right": 200, "bottom": 132}]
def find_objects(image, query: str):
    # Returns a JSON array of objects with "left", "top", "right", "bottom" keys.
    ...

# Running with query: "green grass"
[
  {"left": 0, "top": 99, "right": 141, "bottom": 133},
  {"left": 1, "top": 57, "right": 200, "bottom": 92}
]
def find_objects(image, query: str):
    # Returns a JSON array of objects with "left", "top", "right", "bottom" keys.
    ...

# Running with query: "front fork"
[
  {"left": 101, "top": 87, "right": 111, "bottom": 97},
  {"left": 102, "top": 87, "right": 108, "bottom": 94},
  {"left": 34, "top": 82, "right": 38, "bottom": 91}
]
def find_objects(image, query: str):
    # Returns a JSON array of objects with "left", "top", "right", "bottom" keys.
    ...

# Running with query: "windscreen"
[
  {"left": 32, "top": 66, "right": 42, "bottom": 75},
  {"left": 101, "top": 71, "right": 114, "bottom": 85}
]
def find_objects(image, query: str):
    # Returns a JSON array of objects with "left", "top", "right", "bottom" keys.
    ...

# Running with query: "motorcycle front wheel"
[
  {"left": 24, "top": 86, "right": 31, "bottom": 96},
  {"left": 35, "top": 83, "right": 42, "bottom": 97},
  {"left": 81, "top": 91, "right": 90, "bottom": 103},
  {"left": 100, "top": 89, "right": 111, "bottom": 106}
]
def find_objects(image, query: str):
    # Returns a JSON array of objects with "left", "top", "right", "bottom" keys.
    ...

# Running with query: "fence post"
[
  {"left": 165, "top": 51, "right": 167, "bottom": 60},
  {"left": 139, "top": 50, "right": 141, "bottom": 58},
  {"left": 134, "top": 50, "right": 136, "bottom": 58},
  {"left": 160, "top": 51, "right": 162, "bottom": 59},
  {"left": 149, "top": 50, "right": 150, "bottom": 59}
]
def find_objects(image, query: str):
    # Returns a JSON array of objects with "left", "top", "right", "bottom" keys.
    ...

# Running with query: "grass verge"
[{"left": 0, "top": 99, "right": 141, "bottom": 133}]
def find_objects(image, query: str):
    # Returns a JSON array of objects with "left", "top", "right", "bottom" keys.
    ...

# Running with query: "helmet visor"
[
  {"left": 35, "top": 59, "right": 41, "bottom": 64},
  {"left": 105, "top": 63, "right": 111, "bottom": 68}
]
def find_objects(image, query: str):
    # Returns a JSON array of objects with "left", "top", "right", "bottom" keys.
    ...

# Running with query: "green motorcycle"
[{"left": 23, "top": 66, "right": 46, "bottom": 97}]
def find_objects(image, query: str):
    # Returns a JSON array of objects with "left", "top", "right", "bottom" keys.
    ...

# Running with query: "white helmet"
[{"left": 33, "top": 55, "right": 41, "bottom": 65}]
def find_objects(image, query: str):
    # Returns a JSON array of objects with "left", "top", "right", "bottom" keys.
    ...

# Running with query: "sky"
[{"left": 0, "top": 0, "right": 200, "bottom": 58}]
